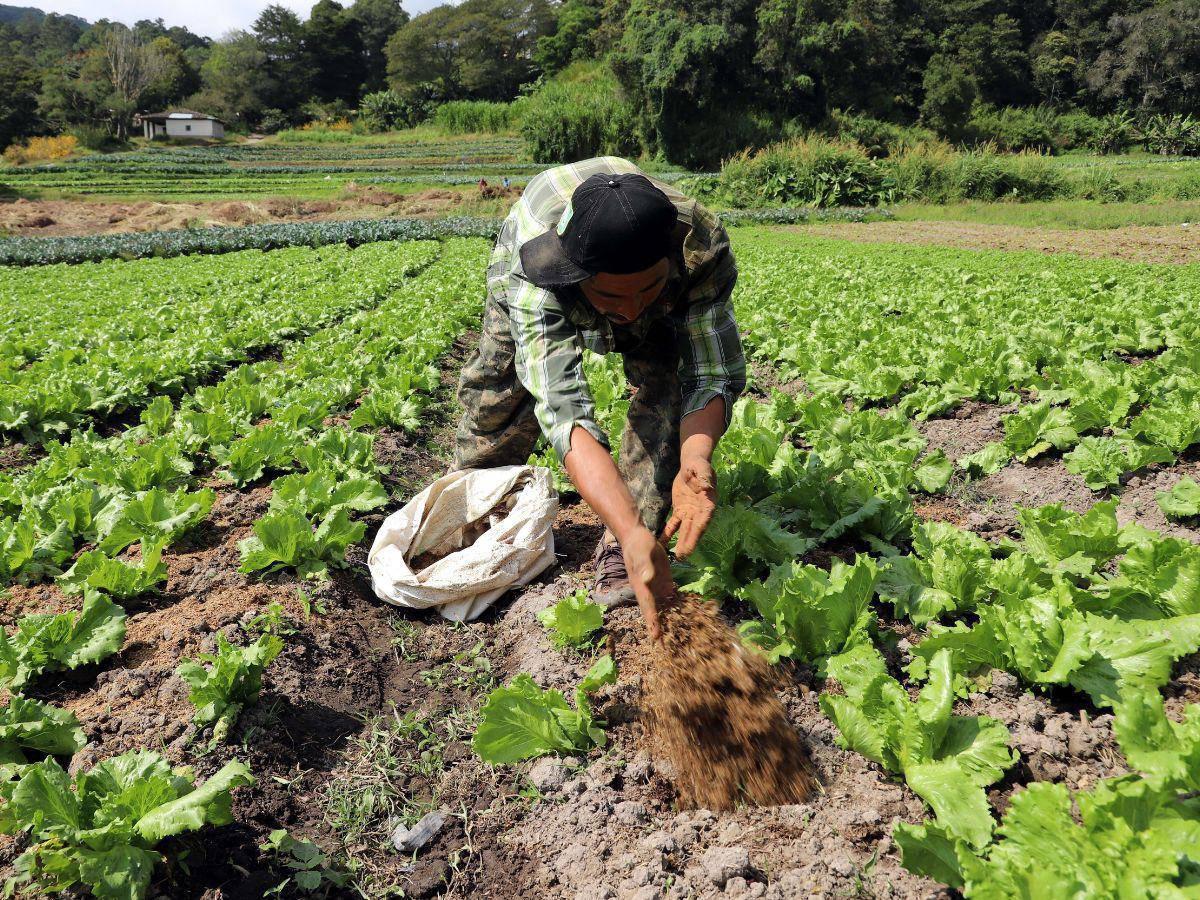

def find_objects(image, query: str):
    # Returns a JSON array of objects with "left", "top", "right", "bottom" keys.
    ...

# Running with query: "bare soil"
[
  {"left": 800, "top": 220, "right": 1200, "bottom": 264},
  {"left": 0, "top": 189, "right": 477, "bottom": 237}
]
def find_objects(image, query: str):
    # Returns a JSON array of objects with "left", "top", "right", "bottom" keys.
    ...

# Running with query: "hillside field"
[{"left": 1, "top": 174, "right": 1199, "bottom": 898}]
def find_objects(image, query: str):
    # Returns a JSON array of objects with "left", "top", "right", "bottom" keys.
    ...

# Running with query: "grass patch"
[
  {"left": 892, "top": 199, "right": 1200, "bottom": 228},
  {"left": 322, "top": 703, "right": 479, "bottom": 895},
  {"left": 265, "top": 123, "right": 519, "bottom": 147},
  {"left": 319, "top": 633, "right": 496, "bottom": 897}
]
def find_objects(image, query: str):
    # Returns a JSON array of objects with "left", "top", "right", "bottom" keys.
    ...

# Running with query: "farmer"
[{"left": 454, "top": 157, "right": 745, "bottom": 640}]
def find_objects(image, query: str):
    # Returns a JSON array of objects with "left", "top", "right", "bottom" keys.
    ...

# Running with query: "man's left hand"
[{"left": 662, "top": 457, "right": 717, "bottom": 558}]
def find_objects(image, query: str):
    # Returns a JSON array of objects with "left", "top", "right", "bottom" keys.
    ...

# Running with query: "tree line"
[{"left": 0, "top": 0, "right": 1197, "bottom": 162}]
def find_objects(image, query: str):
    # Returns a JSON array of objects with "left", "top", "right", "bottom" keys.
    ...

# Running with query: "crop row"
[
  {"left": 736, "top": 231, "right": 1200, "bottom": 489},
  {"left": 711, "top": 234, "right": 1200, "bottom": 891},
  {"left": 0, "top": 215, "right": 503, "bottom": 267},
  {"left": 958, "top": 348, "right": 1200, "bottom": 489},
  {"left": 99, "top": 137, "right": 524, "bottom": 163},
  {"left": 1, "top": 238, "right": 490, "bottom": 897},
  {"left": 0, "top": 209, "right": 885, "bottom": 269},
  {"left": 3, "top": 174, "right": 528, "bottom": 198},
  {"left": 5, "top": 161, "right": 550, "bottom": 179},
  {"left": 0, "top": 241, "right": 443, "bottom": 441},
  {"left": 1, "top": 237, "right": 487, "bottom": 585},
  {"left": 4, "top": 169, "right": 708, "bottom": 202}
]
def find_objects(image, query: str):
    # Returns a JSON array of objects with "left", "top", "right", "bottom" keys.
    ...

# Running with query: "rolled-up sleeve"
[
  {"left": 507, "top": 277, "right": 608, "bottom": 460},
  {"left": 676, "top": 220, "right": 746, "bottom": 426}
]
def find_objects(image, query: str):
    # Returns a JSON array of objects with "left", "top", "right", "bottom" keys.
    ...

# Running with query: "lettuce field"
[
  {"left": 1, "top": 223, "right": 1198, "bottom": 899},
  {"left": 0, "top": 138, "right": 535, "bottom": 200}
]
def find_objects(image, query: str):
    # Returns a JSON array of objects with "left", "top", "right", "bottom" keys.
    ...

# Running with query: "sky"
[{"left": 27, "top": 0, "right": 449, "bottom": 39}]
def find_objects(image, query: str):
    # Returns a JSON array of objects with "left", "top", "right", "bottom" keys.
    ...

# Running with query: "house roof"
[{"left": 136, "top": 109, "right": 225, "bottom": 124}]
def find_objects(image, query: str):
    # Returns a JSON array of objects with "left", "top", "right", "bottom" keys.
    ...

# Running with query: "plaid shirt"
[{"left": 487, "top": 157, "right": 745, "bottom": 460}]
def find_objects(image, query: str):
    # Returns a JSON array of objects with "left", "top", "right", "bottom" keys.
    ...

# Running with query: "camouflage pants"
[{"left": 454, "top": 292, "right": 681, "bottom": 535}]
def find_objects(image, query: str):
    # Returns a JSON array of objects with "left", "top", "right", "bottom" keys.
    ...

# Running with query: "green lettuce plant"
[
  {"left": 1157, "top": 476, "right": 1200, "bottom": 520},
  {"left": 537, "top": 591, "right": 605, "bottom": 649},
  {"left": 0, "top": 591, "right": 126, "bottom": 691},
  {"left": 474, "top": 655, "right": 616, "bottom": 764},
  {"left": 0, "top": 695, "right": 85, "bottom": 780},
  {"left": 0, "top": 751, "right": 253, "bottom": 900},
  {"left": 237, "top": 504, "right": 364, "bottom": 580},
  {"left": 178, "top": 632, "right": 284, "bottom": 743},
  {"left": 909, "top": 579, "right": 1200, "bottom": 709},
  {"left": 738, "top": 555, "right": 878, "bottom": 670},
  {"left": 876, "top": 522, "right": 994, "bottom": 625},
  {"left": 97, "top": 487, "right": 215, "bottom": 555},
  {"left": 820, "top": 644, "right": 1018, "bottom": 848},
  {"left": 58, "top": 540, "right": 168, "bottom": 599}
]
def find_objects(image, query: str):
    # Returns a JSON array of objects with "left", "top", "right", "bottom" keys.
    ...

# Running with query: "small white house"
[{"left": 135, "top": 109, "right": 225, "bottom": 140}]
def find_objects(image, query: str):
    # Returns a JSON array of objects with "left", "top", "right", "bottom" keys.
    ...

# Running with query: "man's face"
[{"left": 579, "top": 258, "right": 670, "bottom": 325}]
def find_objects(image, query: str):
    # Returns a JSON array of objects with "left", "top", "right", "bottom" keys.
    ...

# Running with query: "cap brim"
[{"left": 519, "top": 230, "right": 593, "bottom": 288}]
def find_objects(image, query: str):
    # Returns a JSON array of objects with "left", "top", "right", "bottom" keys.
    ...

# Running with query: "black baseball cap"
[{"left": 519, "top": 172, "right": 678, "bottom": 289}]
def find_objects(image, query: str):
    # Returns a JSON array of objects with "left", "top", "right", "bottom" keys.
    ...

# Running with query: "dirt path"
[
  {"left": 798, "top": 220, "right": 1200, "bottom": 264},
  {"left": 0, "top": 190, "right": 475, "bottom": 237}
]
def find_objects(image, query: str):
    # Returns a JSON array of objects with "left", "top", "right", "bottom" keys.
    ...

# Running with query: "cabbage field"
[{"left": 1, "top": 224, "right": 1198, "bottom": 899}]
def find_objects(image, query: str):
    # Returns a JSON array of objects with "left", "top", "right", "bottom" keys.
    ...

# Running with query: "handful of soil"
[{"left": 643, "top": 594, "right": 818, "bottom": 810}]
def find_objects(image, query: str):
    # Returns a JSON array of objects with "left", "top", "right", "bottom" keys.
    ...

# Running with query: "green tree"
[
  {"left": 194, "top": 31, "right": 272, "bottom": 127},
  {"left": 253, "top": 4, "right": 311, "bottom": 115},
  {"left": 610, "top": 0, "right": 762, "bottom": 168},
  {"left": 948, "top": 14, "right": 1034, "bottom": 107},
  {"left": 920, "top": 51, "right": 977, "bottom": 140},
  {"left": 304, "top": 0, "right": 366, "bottom": 104},
  {"left": 0, "top": 52, "right": 41, "bottom": 149},
  {"left": 386, "top": 4, "right": 460, "bottom": 101},
  {"left": 1053, "top": 0, "right": 1143, "bottom": 78},
  {"left": 1087, "top": 1, "right": 1200, "bottom": 116},
  {"left": 33, "top": 13, "right": 86, "bottom": 59},
  {"left": 386, "top": 0, "right": 553, "bottom": 103},
  {"left": 456, "top": 0, "right": 555, "bottom": 98},
  {"left": 37, "top": 53, "right": 111, "bottom": 134},
  {"left": 754, "top": 0, "right": 913, "bottom": 125},
  {"left": 535, "top": 0, "right": 600, "bottom": 74},
  {"left": 1031, "top": 30, "right": 1077, "bottom": 105},
  {"left": 349, "top": 0, "right": 409, "bottom": 93},
  {"left": 142, "top": 37, "right": 199, "bottom": 109}
]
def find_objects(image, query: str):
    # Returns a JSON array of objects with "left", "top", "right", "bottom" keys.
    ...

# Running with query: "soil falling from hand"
[{"left": 643, "top": 594, "right": 818, "bottom": 810}]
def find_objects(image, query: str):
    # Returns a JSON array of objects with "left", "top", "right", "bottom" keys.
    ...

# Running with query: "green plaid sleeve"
[
  {"left": 675, "top": 208, "right": 746, "bottom": 426},
  {"left": 507, "top": 277, "right": 609, "bottom": 460}
]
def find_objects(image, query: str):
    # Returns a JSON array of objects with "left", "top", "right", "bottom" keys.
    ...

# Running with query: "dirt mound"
[
  {"left": 397, "top": 188, "right": 464, "bottom": 216},
  {"left": 212, "top": 201, "right": 262, "bottom": 224},
  {"left": 642, "top": 594, "right": 818, "bottom": 810},
  {"left": 258, "top": 198, "right": 337, "bottom": 218},
  {"left": 478, "top": 184, "right": 522, "bottom": 201},
  {"left": 344, "top": 182, "right": 406, "bottom": 205}
]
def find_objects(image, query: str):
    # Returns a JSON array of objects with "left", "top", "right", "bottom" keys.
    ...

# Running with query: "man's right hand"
[{"left": 620, "top": 525, "right": 673, "bottom": 642}]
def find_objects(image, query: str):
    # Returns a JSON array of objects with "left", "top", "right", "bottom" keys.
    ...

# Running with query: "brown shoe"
[{"left": 593, "top": 540, "right": 637, "bottom": 610}]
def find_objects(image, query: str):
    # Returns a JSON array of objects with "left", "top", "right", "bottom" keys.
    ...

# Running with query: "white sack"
[{"left": 368, "top": 465, "right": 558, "bottom": 622}]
